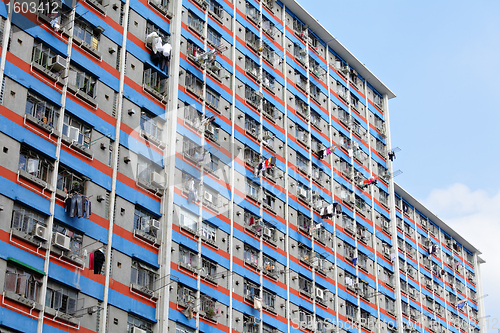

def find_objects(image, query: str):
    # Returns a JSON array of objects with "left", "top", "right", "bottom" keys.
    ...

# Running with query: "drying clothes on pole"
[
  {"left": 253, "top": 156, "right": 276, "bottom": 178},
  {"left": 65, "top": 193, "right": 91, "bottom": 218},
  {"left": 253, "top": 297, "right": 262, "bottom": 310},
  {"left": 89, "top": 252, "right": 94, "bottom": 270},
  {"left": 318, "top": 146, "right": 335, "bottom": 160},
  {"left": 388, "top": 151, "right": 396, "bottom": 161},
  {"left": 203, "top": 152, "right": 212, "bottom": 167},
  {"left": 93, "top": 249, "right": 105, "bottom": 274},
  {"left": 361, "top": 176, "right": 378, "bottom": 188}
]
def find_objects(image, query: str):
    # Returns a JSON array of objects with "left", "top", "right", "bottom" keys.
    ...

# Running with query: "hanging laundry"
[
  {"left": 203, "top": 152, "right": 212, "bottom": 167},
  {"left": 93, "top": 249, "right": 105, "bottom": 274},
  {"left": 390, "top": 253, "right": 396, "bottom": 262},
  {"left": 388, "top": 151, "right": 396, "bottom": 161},
  {"left": 89, "top": 251, "right": 94, "bottom": 270},
  {"left": 345, "top": 276, "right": 354, "bottom": 286},
  {"left": 318, "top": 146, "right": 335, "bottom": 160},
  {"left": 352, "top": 257, "right": 357, "bottom": 265},
  {"left": 456, "top": 299, "right": 467, "bottom": 309},
  {"left": 253, "top": 297, "right": 262, "bottom": 310},
  {"left": 66, "top": 193, "right": 86, "bottom": 218},
  {"left": 361, "top": 176, "right": 378, "bottom": 189},
  {"left": 248, "top": 216, "right": 255, "bottom": 226}
]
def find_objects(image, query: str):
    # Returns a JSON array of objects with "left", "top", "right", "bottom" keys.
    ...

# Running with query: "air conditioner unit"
[
  {"left": 150, "top": 219, "right": 160, "bottom": 230},
  {"left": 209, "top": 62, "right": 221, "bottom": 72},
  {"left": 131, "top": 327, "right": 147, "bottom": 333},
  {"left": 312, "top": 190, "right": 320, "bottom": 197},
  {"left": 206, "top": 123, "right": 215, "bottom": 135},
  {"left": 49, "top": 55, "right": 67, "bottom": 71},
  {"left": 32, "top": 224, "right": 47, "bottom": 240},
  {"left": 316, "top": 288, "right": 324, "bottom": 299},
  {"left": 383, "top": 221, "right": 390, "bottom": 229},
  {"left": 53, "top": 232, "right": 71, "bottom": 251},
  {"left": 150, "top": 171, "right": 165, "bottom": 187},
  {"left": 262, "top": 130, "right": 273, "bottom": 140},
  {"left": 384, "top": 247, "right": 390, "bottom": 255},
  {"left": 298, "top": 187, "right": 308, "bottom": 198},
  {"left": 263, "top": 227, "right": 272, "bottom": 238},
  {"left": 426, "top": 281, "right": 433, "bottom": 288},
  {"left": 204, "top": 191, "right": 213, "bottom": 202}
]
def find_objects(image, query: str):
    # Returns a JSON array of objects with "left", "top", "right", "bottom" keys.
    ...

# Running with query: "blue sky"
[{"left": 299, "top": 0, "right": 500, "bottom": 329}]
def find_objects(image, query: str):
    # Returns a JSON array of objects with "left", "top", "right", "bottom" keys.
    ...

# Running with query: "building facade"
[{"left": 0, "top": 0, "right": 485, "bottom": 333}]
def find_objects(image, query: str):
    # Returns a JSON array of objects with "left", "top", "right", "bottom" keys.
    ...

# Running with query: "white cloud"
[{"left": 424, "top": 184, "right": 500, "bottom": 330}]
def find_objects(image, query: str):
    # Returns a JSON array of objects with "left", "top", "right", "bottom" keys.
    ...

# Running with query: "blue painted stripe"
[{"left": 0, "top": 176, "right": 51, "bottom": 215}]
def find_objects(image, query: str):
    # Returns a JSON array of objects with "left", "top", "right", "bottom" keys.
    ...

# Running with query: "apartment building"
[{"left": 0, "top": 0, "right": 485, "bottom": 333}]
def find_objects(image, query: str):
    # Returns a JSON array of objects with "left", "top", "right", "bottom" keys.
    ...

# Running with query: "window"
[
  {"left": 294, "top": 43, "right": 307, "bottom": 64},
  {"left": 4, "top": 263, "right": 43, "bottom": 302},
  {"left": 201, "top": 257, "right": 217, "bottom": 278},
  {"left": 67, "top": 65, "right": 97, "bottom": 98},
  {"left": 297, "top": 212, "right": 312, "bottom": 234},
  {"left": 18, "top": 145, "right": 53, "bottom": 183},
  {"left": 262, "top": 70, "right": 275, "bottom": 92},
  {"left": 184, "top": 103, "right": 202, "bottom": 128},
  {"left": 245, "top": 1, "right": 260, "bottom": 25},
  {"left": 130, "top": 261, "right": 158, "bottom": 292},
  {"left": 337, "top": 81, "right": 348, "bottom": 101},
  {"left": 344, "top": 243, "right": 355, "bottom": 263},
  {"left": 244, "top": 244, "right": 259, "bottom": 267},
  {"left": 207, "top": 26, "right": 221, "bottom": 46},
  {"left": 185, "top": 71, "right": 204, "bottom": 96},
  {"left": 299, "top": 309, "right": 314, "bottom": 329},
  {"left": 262, "top": 42, "right": 275, "bottom": 65},
  {"left": 310, "top": 110, "right": 321, "bottom": 128},
  {"left": 45, "top": 281, "right": 81, "bottom": 314},
  {"left": 134, "top": 207, "right": 159, "bottom": 238},
  {"left": 245, "top": 56, "right": 261, "bottom": 80},
  {"left": 262, "top": 289, "right": 275, "bottom": 310},
  {"left": 310, "top": 83, "right": 320, "bottom": 101},
  {"left": 244, "top": 279, "right": 259, "bottom": 300},
  {"left": 262, "top": 128, "right": 274, "bottom": 148},
  {"left": 296, "top": 125, "right": 309, "bottom": 146},
  {"left": 179, "top": 246, "right": 198, "bottom": 270},
  {"left": 385, "top": 297, "right": 395, "bottom": 313},
  {"left": 245, "top": 115, "right": 260, "bottom": 137},
  {"left": 245, "top": 179, "right": 260, "bottom": 200},
  {"left": 73, "top": 18, "right": 101, "bottom": 50},
  {"left": 179, "top": 209, "right": 198, "bottom": 233},
  {"left": 52, "top": 222, "right": 83, "bottom": 253},
  {"left": 346, "top": 301, "right": 357, "bottom": 319},
  {"left": 295, "top": 71, "right": 307, "bottom": 91},
  {"left": 176, "top": 323, "right": 195, "bottom": 333},
  {"left": 244, "top": 316, "right": 259, "bottom": 333},
  {"left": 263, "top": 255, "right": 278, "bottom": 277},
  {"left": 188, "top": 11, "right": 204, "bottom": 35},
  {"left": 206, "top": 88, "right": 220, "bottom": 109},
  {"left": 295, "top": 96, "right": 308, "bottom": 118},
  {"left": 57, "top": 165, "right": 86, "bottom": 194},
  {"left": 309, "top": 57, "right": 325, "bottom": 78},
  {"left": 201, "top": 221, "right": 217, "bottom": 243},
  {"left": 262, "top": 191, "right": 275, "bottom": 210},
  {"left": 296, "top": 154, "right": 309, "bottom": 174},
  {"left": 262, "top": 16, "right": 275, "bottom": 38},
  {"left": 32, "top": 40, "right": 64, "bottom": 72},
  {"left": 127, "top": 314, "right": 153, "bottom": 333},
  {"left": 62, "top": 114, "right": 92, "bottom": 147},
  {"left": 11, "top": 203, "right": 46, "bottom": 236},
  {"left": 145, "top": 21, "right": 169, "bottom": 49},
  {"left": 245, "top": 85, "right": 262, "bottom": 109},
  {"left": 25, "top": 93, "right": 60, "bottom": 129},
  {"left": 379, "top": 190, "right": 389, "bottom": 206},
  {"left": 299, "top": 275, "right": 313, "bottom": 295},
  {"left": 244, "top": 146, "right": 260, "bottom": 166},
  {"left": 143, "top": 67, "right": 168, "bottom": 98},
  {"left": 375, "top": 139, "right": 386, "bottom": 156},
  {"left": 183, "top": 138, "right": 204, "bottom": 164},
  {"left": 141, "top": 110, "right": 164, "bottom": 141},
  {"left": 208, "top": 0, "right": 224, "bottom": 21},
  {"left": 245, "top": 28, "right": 261, "bottom": 52},
  {"left": 177, "top": 284, "right": 196, "bottom": 307}
]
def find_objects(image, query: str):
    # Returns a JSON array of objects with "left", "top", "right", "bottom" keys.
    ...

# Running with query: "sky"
[{"left": 300, "top": 0, "right": 500, "bottom": 329}]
